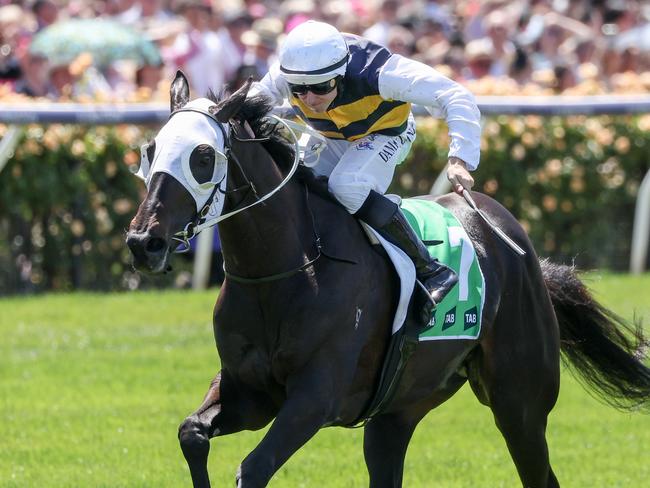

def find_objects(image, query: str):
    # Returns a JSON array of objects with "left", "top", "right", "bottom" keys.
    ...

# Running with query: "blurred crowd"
[{"left": 0, "top": 0, "right": 649, "bottom": 102}]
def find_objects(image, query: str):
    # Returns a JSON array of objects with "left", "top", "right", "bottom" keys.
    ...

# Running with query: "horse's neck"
[{"left": 218, "top": 147, "right": 315, "bottom": 280}]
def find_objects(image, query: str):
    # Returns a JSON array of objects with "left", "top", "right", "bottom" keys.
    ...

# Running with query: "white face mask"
[{"left": 136, "top": 98, "right": 229, "bottom": 220}]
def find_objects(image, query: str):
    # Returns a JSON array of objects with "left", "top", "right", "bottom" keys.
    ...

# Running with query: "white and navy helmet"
[{"left": 279, "top": 21, "right": 349, "bottom": 84}]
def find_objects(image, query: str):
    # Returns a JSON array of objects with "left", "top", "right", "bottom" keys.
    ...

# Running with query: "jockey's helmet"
[{"left": 279, "top": 21, "right": 349, "bottom": 85}]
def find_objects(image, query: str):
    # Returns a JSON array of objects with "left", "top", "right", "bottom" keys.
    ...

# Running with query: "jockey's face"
[
  {"left": 297, "top": 87, "right": 338, "bottom": 113},
  {"left": 289, "top": 77, "right": 339, "bottom": 113}
]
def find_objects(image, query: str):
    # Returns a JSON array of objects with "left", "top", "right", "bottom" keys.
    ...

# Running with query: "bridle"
[
  {"left": 165, "top": 105, "right": 322, "bottom": 283},
  {"left": 167, "top": 106, "right": 301, "bottom": 247}
]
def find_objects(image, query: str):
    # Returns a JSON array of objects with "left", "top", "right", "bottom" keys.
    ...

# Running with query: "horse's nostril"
[{"left": 145, "top": 237, "right": 167, "bottom": 254}]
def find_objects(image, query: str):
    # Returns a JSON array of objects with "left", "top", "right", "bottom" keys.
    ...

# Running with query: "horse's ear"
[
  {"left": 170, "top": 70, "right": 190, "bottom": 113},
  {"left": 210, "top": 78, "right": 253, "bottom": 123}
]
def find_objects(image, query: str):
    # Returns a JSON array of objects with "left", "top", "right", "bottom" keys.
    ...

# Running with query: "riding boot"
[{"left": 355, "top": 191, "right": 458, "bottom": 314}]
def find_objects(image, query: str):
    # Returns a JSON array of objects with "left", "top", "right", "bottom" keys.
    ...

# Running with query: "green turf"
[{"left": 1, "top": 273, "right": 649, "bottom": 487}]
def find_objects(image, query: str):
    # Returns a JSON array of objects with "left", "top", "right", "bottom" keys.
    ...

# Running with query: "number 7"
[{"left": 447, "top": 226, "right": 474, "bottom": 302}]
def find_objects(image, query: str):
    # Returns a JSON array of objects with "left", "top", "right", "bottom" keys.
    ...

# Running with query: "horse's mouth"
[{"left": 134, "top": 250, "right": 172, "bottom": 274}]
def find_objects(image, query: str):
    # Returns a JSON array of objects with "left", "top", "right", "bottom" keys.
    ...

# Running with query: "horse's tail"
[{"left": 541, "top": 259, "right": 650, "bottom": 411}]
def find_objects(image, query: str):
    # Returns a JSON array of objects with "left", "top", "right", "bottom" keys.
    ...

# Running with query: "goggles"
[{"left": 288, "top": 77, "right": 338, "bottom": 97}]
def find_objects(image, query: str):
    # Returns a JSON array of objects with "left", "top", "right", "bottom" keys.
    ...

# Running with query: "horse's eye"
[{"left": 189, "top": 144, "right": 216, "bottom": 184}]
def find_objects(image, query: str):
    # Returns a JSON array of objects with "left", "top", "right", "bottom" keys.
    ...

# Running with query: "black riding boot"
[{"left": 356, "top": 191, "right": 458, "bottom": 312}]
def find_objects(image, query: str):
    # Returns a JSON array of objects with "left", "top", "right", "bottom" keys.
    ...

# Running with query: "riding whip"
[{"left": 462, "top": 189, "right": 526, "bottom": 257}]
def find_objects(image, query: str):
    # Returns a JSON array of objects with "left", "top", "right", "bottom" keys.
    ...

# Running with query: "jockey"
[{"left": 250, "top": 20, "right": 481, "bottom": 310}]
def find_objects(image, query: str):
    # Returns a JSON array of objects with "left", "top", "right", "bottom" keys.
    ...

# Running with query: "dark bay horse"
[{"left": 126, "top": 72, "right": 650, "bottom": 488}]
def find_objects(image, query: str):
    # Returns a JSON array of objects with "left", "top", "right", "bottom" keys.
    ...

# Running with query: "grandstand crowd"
[{"left": 0, "top": 0, "right": 649, "bottom": 101}]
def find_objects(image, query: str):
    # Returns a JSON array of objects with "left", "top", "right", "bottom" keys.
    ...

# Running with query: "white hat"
[{"left": 279, "top": 20, "right": 349, "bottom": 84}]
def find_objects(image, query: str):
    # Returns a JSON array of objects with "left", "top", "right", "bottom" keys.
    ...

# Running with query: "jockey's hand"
[{"left": 447, "top": 157, "right": 474, "bottom": 195}]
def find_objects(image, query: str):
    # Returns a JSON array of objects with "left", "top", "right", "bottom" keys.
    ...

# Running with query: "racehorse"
[{"left": 126, "top": 72, "right": 650, "bottom": 488}]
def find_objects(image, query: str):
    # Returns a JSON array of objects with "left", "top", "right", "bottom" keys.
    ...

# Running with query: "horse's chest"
[
  {"left": 219, "top": 331, "right": 303, "bottom": 391},
  {"left": 236, "top": 343, "right": 274, "bottom": 390}
]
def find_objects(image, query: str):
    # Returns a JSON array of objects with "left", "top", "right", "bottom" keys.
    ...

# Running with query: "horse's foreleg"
[
  {"left": 235, "top": 367, "right": 334, "bottom": 488},
  {"left": 178, "top": 370, "right": 276, "bottom": 488}
]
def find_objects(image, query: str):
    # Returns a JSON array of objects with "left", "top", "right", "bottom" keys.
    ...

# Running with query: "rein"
[{"left": 167, "top": 106, "right": 323, "bottom": 283}]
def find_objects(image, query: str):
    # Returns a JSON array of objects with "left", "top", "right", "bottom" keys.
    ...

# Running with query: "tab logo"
[
  {"left": 442, "top": 306, "right": 456, "bottom": 331},
  {"left": 464, "top": 306, "right": 478, "bottom": 330},
  {"left": 426, "top": 315, "right": 436, "bottom": 328}
]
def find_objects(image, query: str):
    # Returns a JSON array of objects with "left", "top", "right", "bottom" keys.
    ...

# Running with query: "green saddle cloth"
[{"left": 401, "top": 199, "right": 485, "bottom": 340}]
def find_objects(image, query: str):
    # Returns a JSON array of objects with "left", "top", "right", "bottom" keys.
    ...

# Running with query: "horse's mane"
[{"left": 206, "top": 90, "right": 296, "bottom": 173}]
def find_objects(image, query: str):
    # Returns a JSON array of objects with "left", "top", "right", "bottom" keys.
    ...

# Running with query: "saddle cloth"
[{"left": 364, "top": 197, "right": 485, "bottom": 340}]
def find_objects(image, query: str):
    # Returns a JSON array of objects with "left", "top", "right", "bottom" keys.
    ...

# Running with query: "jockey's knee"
[{"left": 328, "top": 173, "right": 373, "bottom": 214}]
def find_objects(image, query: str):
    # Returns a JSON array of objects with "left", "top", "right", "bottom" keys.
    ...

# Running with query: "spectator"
[
  {"left": 48, "top": 53, "right": 112, "bottom": 99},
  {"left": 138, "top": 0, "right": 173, "bottom": 21},
  {"left": 217, "top": 8, "right": 253, "bottom": 84},
  {"left": 14, "top": 50, "right": 49, "bottom": 97},
  {"left": 464, "top": 38, "right": 495, "bottom": 80},
  {"left": 414, "top": 18, "right": 448, "bottom": 56},
  {"left": 463, "top": 0, "right": 514, "bottom": 42},
  {"left": 230, "top": 63, "right": 260, "bottom": 90},
  {"left": 362, "top": 0, "right": 400, "bottom": 47},
  {"left": 31, "top": 0, "right": 58, "bottom": 32},
  {"left": 483, "top": 9, "right": 516, "bottom": 77},
  {"left": 386, "top": 25, "right": 415, "bottom": 56},
  {"left": 135, "top": 62, "right": 163, "bottom": 95},
  {"left": 528, "top": 10, "right": 594, "bottom": 72},
  {"left": 422, "top": 0, "right": 454, "bottom": 36},
  {"left": 281, "top": 0, "right": 314, "bottom": 33},
  {"left": 320, "top": 0, "right": 351, "bottom": 29},
  {"left": 552, "top": 63, "right": 577, "bottom": 93},
  {"left": 0, "top": 4, "right": 34, "bottom": 83},
  {"left": 509, "top": 44, "right": 533, "bottom": 86},
  {"left": 171, "top": 0, "right": 229, "bottom": 96},
  {"left": 105, "top": 0, "right": 141, "bottom": 25},
  {"left": 240, "top": 18, "right": 282, "bottom": 80},
  {"left": 440, "top": 46, "right": 468, "bottom": 82},
  {"left": 560, "top": 35, "right": 600, "bottom": 66},
  {"left": 242, "top": 0, "right": 268, "bottom": 21},
  {"left": 0, "top": 0, "right": 648, "bottom": 100},
  {"left": 48, "top": 62, "right": 75, "bottom": 98}
]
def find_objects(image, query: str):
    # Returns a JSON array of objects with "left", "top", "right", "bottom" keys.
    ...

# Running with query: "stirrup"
[
  {"left": 415, "top": 279, "right": 437, "bottom": 308},
  {"left": 415, "top": 279, "right": 437, "bottom": 325}
]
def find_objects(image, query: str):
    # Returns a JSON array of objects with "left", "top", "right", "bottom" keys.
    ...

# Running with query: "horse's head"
[{"left": 126, "top": 71, "right": 254, "bottom": 273}]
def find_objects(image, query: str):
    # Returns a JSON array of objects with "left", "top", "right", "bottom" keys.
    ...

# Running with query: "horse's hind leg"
[
  {"left": 469, "top": 302, "right": 561, "bottom": 487},
  {"left": 490, "top": 397, "right": 560, "bottom": 488},
  {"left": 178, "top": 370, "right": 276, "bottom": 488}
]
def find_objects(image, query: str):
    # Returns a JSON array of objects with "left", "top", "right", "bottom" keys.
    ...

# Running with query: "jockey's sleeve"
[
  {"left": 249, "top": 62, "right": 287, "bottom": 106},
  {"left": 377, "top": 54, "right": 482, "bottom": 170}
]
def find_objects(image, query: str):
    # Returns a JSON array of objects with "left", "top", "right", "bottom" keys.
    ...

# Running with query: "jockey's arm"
[
  {"left": 377, "top": 55, "right": 481, "bottom": 193},
  {"left": 249, "top": 62, "right": 286, "bottom": 106}
]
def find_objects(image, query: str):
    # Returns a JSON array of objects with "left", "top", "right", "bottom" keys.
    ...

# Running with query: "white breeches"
[{"left": 303, "top": 115, "right": 416, "bottom": 213}]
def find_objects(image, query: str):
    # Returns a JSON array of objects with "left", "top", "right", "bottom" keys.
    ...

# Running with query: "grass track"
[{"left": 1, "top": 273, "right": 649, "bottom": 487}]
